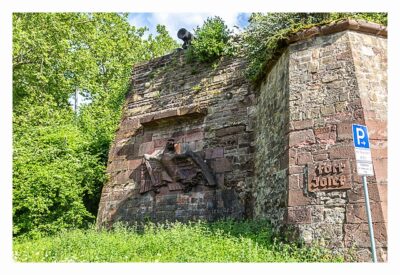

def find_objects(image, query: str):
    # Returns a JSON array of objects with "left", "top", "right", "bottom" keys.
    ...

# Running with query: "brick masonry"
[{"left": 97, "top": 20, "right": 387, "bottom": 262}]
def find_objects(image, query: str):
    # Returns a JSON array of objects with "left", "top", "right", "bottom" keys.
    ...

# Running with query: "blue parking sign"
[{"left": 352, "top": 124, "right": 370, "bottom": 149}]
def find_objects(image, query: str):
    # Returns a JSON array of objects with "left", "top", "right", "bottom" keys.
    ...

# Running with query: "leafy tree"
[
  {"left": 13, "top": 12, "right": 178, "bottom": 237},
  {"left": 186, "top": 16, "right": 233, "bottom": 63}
]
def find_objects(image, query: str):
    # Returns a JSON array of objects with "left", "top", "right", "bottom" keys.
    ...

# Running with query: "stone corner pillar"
[{"left": 255, "top": 20, "right": 387, "bottom": 262}]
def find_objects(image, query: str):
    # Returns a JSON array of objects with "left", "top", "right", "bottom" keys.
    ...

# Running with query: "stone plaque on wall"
[{"left": 307, "top": 160, "right": 351, "bottom": 192}]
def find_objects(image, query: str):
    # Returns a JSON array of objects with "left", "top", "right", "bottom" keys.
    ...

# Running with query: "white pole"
[{"left": 362, "top": 175, "right": 377, "bottom": 262}]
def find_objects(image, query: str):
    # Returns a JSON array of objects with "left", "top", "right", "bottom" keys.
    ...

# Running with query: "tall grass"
[{"left": 13, "top": 220, "right": 344, "bottom": 262}]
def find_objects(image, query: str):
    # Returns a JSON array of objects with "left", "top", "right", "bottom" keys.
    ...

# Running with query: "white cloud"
[{"left": 128, "top": 12, "right": 248, "bottom": 42}]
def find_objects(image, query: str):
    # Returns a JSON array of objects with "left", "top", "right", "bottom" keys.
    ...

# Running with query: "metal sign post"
[{"left": 352, "top": 124, "right": 377, "bottom": 262}]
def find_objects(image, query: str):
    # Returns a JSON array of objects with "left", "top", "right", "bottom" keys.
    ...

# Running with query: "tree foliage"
[
  {"left": 242, "top": 12, "right": 388, "bottom": 84},
  {"left": 13, "top": 13, "right": 178, "bottom": 237},
  {"left": 186, "top": 16, "right": 233, "bottom": 63}
]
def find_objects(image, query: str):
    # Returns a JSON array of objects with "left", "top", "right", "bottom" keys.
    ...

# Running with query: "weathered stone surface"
[
  {"left": 347, "top": 184, "right": 386, "bottom": 203},
  {"left": 329, "top": 145, "right": 355, "bottom": 159},
  {"left": 99, "top": 22, "right": 387, "bottom": 262},
  {"left": 204, "top": 147, "right": 224, "bottom": 159},
  {"left": 297, "top": 152, "right": 312, "bottom": 165},
  {"left": 215, "top": 125, "right": 245, "bottom": 137},
  {"left": 211, "top": 158, "right": 232, "bottom": 173},
  {"left": 314, "top": 125, "right": 336, "bottom": 144},
  {"left": 98, "top": 51, "right": 254, "bottom": 228},
  {"left": 346, "top": 202, "right": 386, "bottom": 223},
  {"left": 344, "top": 223, "right": 387, "bottom": 248},
  {"left": 254, "top": 26, "right": 387, "bottom": 262},
  {"left": 290, "top": 119, "right": 314, "bottom": 130},
  {"left": 286, "top": 207, "right": 312, "bottom": 224},
  {"left": 138, "top": 141, "right": 155, "bottom": 156},
  {"left": 289, "top": 129, "right": 316, "bottom": 147},
  {"left": 336, "top": 122, "right": 353, "bottom": 141},
  {"left": 288, "top": 189, "right": 310, "bottom": 206},
  {"left": 288, "top": 174, "right": 301, "bottom": 190}
]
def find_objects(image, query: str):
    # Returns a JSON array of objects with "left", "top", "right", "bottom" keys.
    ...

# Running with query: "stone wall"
[
  {"left": 253, "top": 51, "right": 289, "bottom": 227},
  {"left": 97, "top": 52, "right": 257, "bottom": 227},
  {"left": 254, "top": 21, "right": 387, "bottom": 261},
  {"left": 97, "top": 19, "right": 387, "bottom": 262},
  {"left": 346, "top": 31, "right": 388, "bottom": 261}
]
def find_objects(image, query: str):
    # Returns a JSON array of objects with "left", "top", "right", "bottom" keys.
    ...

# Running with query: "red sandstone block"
[
  {"left": 336, "top": 50, "right": 352, "bottom": 61},
  {"left": 377, "top": 184, "right": 387, "bottom": 203},
  {"left": 289, "top": 165, "right": 304, "bottom": 174},
  {"left": 172, "top": 130, "right": 184, "bottom": 138},
  {"left": 138, "top": 141, "right": 155, "bottom": 156},
  {"left": 127, "top": 159, "right": 143, "bottom": 170},
  {"left": 344, "top": 223, "right": 387, "bottom": 248},
  {"left": 313, "top": 153, "right": 328, "bottom": 161},
  {"left": 346, "top": 202, "right": 386, "bottom": 223},
  {"left": 366, "top": 120, "right": 387, "bottom": 140},
  {"left": 215, "top": 125, "right": 245, "bottom": 137},
  {"left": 297, "top": 152, "right": 313, "bottom": 165},
  {"left": 370, "top": 144, "right": 387, "bottom": 160},
  {"left": 314, "top": 125, "right": 336, "bottom": 143},
  {"left": 212, "top": 158, "right": 232, "bottom": 173},
  {"left": 288, "top": 189, "right": 311, "bottom": 206},
  {"left": 205, "top": 147, "right": 224, "bottom": 159},
  {"left": 289, "top": 148, "right": 297, "bottom": 165},
  {"left": 347, "top": 184, "right": 385, "bottom": 203},
  {"left": 289, "top": 129, "right": 315, "bottom": 147},
  {"left": 286, "top": 207, "right": 312, "bottom": 224},
  {"left": 139, "top": 114, "right": 155, "bottom": 124},
  {"left": 329, "top": 145, "right": 355, "bottom": 159},
  {"left": 381, "top": 200, "right": 388, "bottom": 224},
  {"left": 119, "top": 118, "right": 140, "bottom": 131},
  {"left": 373, "top": 158, "right": 387, "bottom": 184},
  {"left": 336, "top": 122, "right": 353, "bottom": 141},
  {"left": 185, "top": 130, "right": 204, "bottom": 142},
  {"left": 154, "top": 109, "right": 178, "bottom": 120},
  {"left": 143, "top": 132, "right": 153, "bottom": 142},
  {"left": 153, "top": 139, "right": 167, "bottom": 149},
  {"left": 219, "top": 135, "right": 238, "bottom": 147},
  {"left": 186, "top": 128, "right": 203, "bottom": 135},
  {"left": 290, "top": 120, "right": 314, "bottom": 130},
  {"left": 108, "top": 159, "right": 128, "bottom": 172},
  {"left": 116, "top": 170, "right": 133, "bottom": 185},
  {"left": 194, "top": 140, "right": 204, "bottom": 152},
  {"left": 216, "top": 173, "right": 225, "bottom": 185},
  {"left": 288, "top": 174, "right": 300, "bottom": 190}
]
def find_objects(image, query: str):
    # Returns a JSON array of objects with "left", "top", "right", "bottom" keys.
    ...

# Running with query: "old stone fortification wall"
[
  {"left": 97, "top": 20, "right": 387, "bottom": 262},
  {"left": 253, "top": 51, "right": 289, "bottom": 226},
  {"left": 254, "top": 21, "right": 387, "bottom": 261},
  {"left": 97, "top": 52, "right": 256, "bottom": 226}
]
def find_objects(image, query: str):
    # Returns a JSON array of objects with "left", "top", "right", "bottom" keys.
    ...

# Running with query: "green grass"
[{"left": 13, "top": 220, "right": 344, "bottom": 262}]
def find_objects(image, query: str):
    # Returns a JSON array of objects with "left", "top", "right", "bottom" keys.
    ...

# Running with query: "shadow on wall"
[{"left": 100, "top": 186, "right": 244, "bottom": 228}]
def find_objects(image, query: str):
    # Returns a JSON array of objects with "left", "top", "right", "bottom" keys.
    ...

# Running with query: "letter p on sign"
[{"left": 352, "top": 124, "right": 370, "bottom": 149}]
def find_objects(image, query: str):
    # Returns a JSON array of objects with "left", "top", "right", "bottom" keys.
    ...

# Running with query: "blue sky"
[{"left": 128, "top": 13, "right": 251, "bottom": 41}]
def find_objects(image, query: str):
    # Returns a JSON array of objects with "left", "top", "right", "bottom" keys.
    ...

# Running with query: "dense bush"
[
  {"left": 13, "top": 220, "right": 345, "bottom": 262},
  {"left": 186, "top": 16, "right": 234, "bottom": 63},
  {"left": 242, "top": 12, "right": 388, "bottom": 84},
  {"left": 12, "top": 13, "right": 178, "bottom": 237}
]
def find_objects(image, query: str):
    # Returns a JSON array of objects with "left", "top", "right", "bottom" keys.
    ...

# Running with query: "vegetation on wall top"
[
  {"left": 241, "top": 12, "right": 388, "bottom": 85},
  {"left": 185, "top": 16, "right": 236, "bottom": 63}
]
